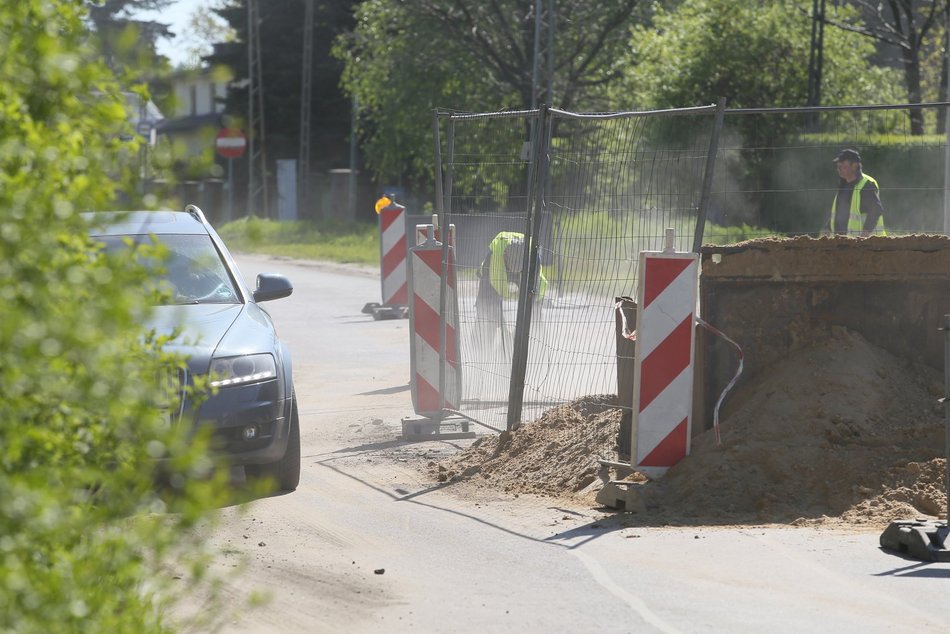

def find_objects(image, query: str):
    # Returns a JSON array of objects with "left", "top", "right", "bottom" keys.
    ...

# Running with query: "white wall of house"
[{"left": 171, "top": 73, "right": 228, "bottom": 117}]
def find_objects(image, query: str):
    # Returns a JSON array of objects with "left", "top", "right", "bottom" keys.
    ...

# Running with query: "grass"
[
  {"left": 213, "top": 215, "right": 773, "bottom": 274},
  {"left": 216, "top": 216, "right": 380, "bottom": 265}
]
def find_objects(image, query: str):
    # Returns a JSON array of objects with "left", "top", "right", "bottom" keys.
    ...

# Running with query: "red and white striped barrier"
[
  {"left": 379, "top": 200, "right": 408, "bottom": 307},
  {"left": 415, "top": 221, "right": 456, "bottom": 248},
  {"left": 408, "top": 232, "right": 461, "bottom": 418},
  {"left": 631, "top": 239, "right": 699, "bottom": 477}
]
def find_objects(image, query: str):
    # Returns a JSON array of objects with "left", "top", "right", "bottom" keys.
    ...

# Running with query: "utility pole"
[
  {"left": 806, "top": 0, "right": 826, "bottom": 130},
  {"left": 531, "top": 0, "right": 542, "bottom": 109},
  {"left": 348, "top": 93, "right": 358, "bottom": 220},
  {"left": 531, "top": 1, "right": 555, "bottom": 107},
  {"left": 247, "top": 0, "right": 269, "bottom": 217},
  {"left": 943, "top": 0, "right": 950, "bottom": 233},
  {"left": 546, "top": 0, "right": 555, "bottom": 105},
  {"left": 299, "top": 0, "right": 314, "bottom": 216}
]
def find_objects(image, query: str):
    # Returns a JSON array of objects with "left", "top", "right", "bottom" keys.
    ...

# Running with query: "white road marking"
[{"left": 571, "top": 549, "right": 682, "bottom": 634}]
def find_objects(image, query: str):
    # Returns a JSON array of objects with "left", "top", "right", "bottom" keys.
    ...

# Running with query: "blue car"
[{"left": 86, "top": 206, "right": 300, "bottom": 492}]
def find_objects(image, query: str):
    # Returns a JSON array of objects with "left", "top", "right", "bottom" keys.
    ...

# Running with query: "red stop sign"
[{"left": 215, "top": 128, "right": 247, "bottom": 159}]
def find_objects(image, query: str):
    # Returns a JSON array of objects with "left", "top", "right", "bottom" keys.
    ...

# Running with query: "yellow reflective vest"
[
  {"left": 484, "top": 231, "right": 548, "bottom": 300},
  {"left": 830, "top": 174, "right": 886, "bottom": 236}
]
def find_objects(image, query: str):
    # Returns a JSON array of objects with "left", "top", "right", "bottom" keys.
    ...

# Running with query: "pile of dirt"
[
  {"left": 432, "top": 327, "right": 947, "bottom": 526},
  {"left": 429, "top": 394, "right": 621, "bottom": 496}
]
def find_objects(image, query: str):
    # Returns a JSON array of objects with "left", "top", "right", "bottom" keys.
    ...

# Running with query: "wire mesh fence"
[
  {"left": 434, "top": 105, "right": 720, "bottom": 446},
  {"left": 706, "top": 103, "right": 950, "bottom": 242},
  {"left": 429, "top": 102, "right": 950, "bottom": 463}
]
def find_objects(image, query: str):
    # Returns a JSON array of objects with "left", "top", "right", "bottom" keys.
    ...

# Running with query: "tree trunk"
[{"left": 902, "top": 43, "right": 925, "bottom": 135}]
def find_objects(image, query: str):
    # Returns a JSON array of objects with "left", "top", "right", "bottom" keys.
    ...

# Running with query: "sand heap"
[
  {"left": 432, "top": 327, "right": 947, "bottom": 526},
  {"left": 430, "top": 394, "right": 620, "bottom": 496}
]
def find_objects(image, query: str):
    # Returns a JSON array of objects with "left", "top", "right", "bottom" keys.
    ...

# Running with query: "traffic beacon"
[{"left": 362, "top": 193, "right": 410, "bottom": 320}]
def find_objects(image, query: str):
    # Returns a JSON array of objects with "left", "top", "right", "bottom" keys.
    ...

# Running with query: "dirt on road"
[{"left": 430, "top": 326, "right": 947, "bottom": 528}]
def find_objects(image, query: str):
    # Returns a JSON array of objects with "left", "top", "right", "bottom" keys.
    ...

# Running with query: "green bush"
[
  {"left": 712, "top": 128, "right": 946, "bottom": 236},
  {"left": 1, "top": 3, "right": 227, "bottom": 632}
]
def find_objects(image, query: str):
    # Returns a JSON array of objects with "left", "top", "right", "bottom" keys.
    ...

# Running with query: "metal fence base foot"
[
  {"left": 880, "top": 519, "right": 950, "bottom": 562},
  {"left": 372, "top": 305, "right": 408, "bottom": 320},
  {"left": 401, "top": 416, "right": 475, "bottom": 441},
  {"left": 595, "top": 480, "right": 648, "bottom": 513},
  {"left": 361, "top": 302, "right": 408, "bottom": 319}
]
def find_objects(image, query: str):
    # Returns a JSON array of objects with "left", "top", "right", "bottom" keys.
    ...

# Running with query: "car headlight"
[{"left": 209, "top": 354, "right": 277, "bottom": 388}]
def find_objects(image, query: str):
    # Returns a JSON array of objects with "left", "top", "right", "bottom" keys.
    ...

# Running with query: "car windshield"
[{"left": 99, "top": 234, "right": 241, "bottom": 305}]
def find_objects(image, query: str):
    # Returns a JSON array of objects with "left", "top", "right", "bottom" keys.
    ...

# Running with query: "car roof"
[{"left": 84, "top": 211, "right": 209, "bottom": 236}]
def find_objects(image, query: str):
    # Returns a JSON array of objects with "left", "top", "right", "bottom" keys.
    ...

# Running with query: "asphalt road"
[{"left": 187, "top": 253, "right": 950, "bottom": 634}]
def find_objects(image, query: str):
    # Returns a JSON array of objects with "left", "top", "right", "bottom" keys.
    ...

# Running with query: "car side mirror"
[{"left": 253, "top": 273, "right": 293, "bottom": 302}]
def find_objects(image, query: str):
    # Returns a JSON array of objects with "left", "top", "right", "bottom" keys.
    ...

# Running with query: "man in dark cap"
[{"left": 829, "top": 148, "right": 886, "bottom": 236}]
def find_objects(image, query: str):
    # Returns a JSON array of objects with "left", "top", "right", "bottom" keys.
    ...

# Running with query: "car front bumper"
[{"left": 183, "top": 378, "right": 292, "bottom": 466}]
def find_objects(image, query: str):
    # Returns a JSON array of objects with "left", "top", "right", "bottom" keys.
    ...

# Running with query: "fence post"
[
  {"left": 615, "top": 297, "right": 638, "bottom": 461},
  {"left": 433, "top": 110, "right": 445, "bottom": 221},
  {"left": 507, "top": 106, "right": 549, "bottom": 431},
  {"left": 944, "top": 314, "right": 950, "bottom": 524},
  {"left": 692, "top": 97, "right": 727, "bottom": 253}
]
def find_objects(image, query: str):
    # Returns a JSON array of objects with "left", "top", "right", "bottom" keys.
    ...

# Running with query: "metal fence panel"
[
  {"left": 435, "top": 110, "right": 539, "bottom": 433},
  {"left": 430, "top": 101, "right": 950, "bottom": 464},
  {"left": 434, "top": 105, "right": 719, "bottom": 443},
  {"left": 706, "top": 103, "right": 950, "bottom": 240}
]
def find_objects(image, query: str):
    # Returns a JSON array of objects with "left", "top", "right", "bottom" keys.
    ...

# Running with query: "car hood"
[{"left": 147, "top": 304, "right": 243, "bottom": 373}]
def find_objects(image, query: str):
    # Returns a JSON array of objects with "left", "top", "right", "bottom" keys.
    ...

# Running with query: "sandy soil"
[{"left": 430, "top": 326, "right": 947, "bottom": 528}]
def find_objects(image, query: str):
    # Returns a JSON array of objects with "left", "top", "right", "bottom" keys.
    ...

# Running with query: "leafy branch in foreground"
[{"left": 0, "top": 2, "right": 234, "bottom": 632}]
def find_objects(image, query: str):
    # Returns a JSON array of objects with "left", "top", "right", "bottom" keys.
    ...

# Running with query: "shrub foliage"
[{"left": 1, "top": 3, "right": 225, "bottom": 632}]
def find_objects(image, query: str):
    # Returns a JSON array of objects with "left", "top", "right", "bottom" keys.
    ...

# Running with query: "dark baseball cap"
[{"left": 833, "top": 148, "right": 861, "bottom": 163}]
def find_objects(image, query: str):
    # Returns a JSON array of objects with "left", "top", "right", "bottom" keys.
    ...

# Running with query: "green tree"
[
  {"left": 824, "top": 0, "right": 947, "bottom": 134},
  {"left": 334, "top": 0, "right": 646, "bottom": 188},
  {"left": 617, "top": 0, "right": 902, "bottom": 110},
  {"left": 85, "top": 0, "right": 174, "bottom": 78},
  {"left": 613, "top": 0, "right": 911, "bottom": 234},
  {"left": 178, "top": 1, "right": 236, "bottom": 69},
  {"left": 1, "top": 2, "right": 226, "bottom": 631}
]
